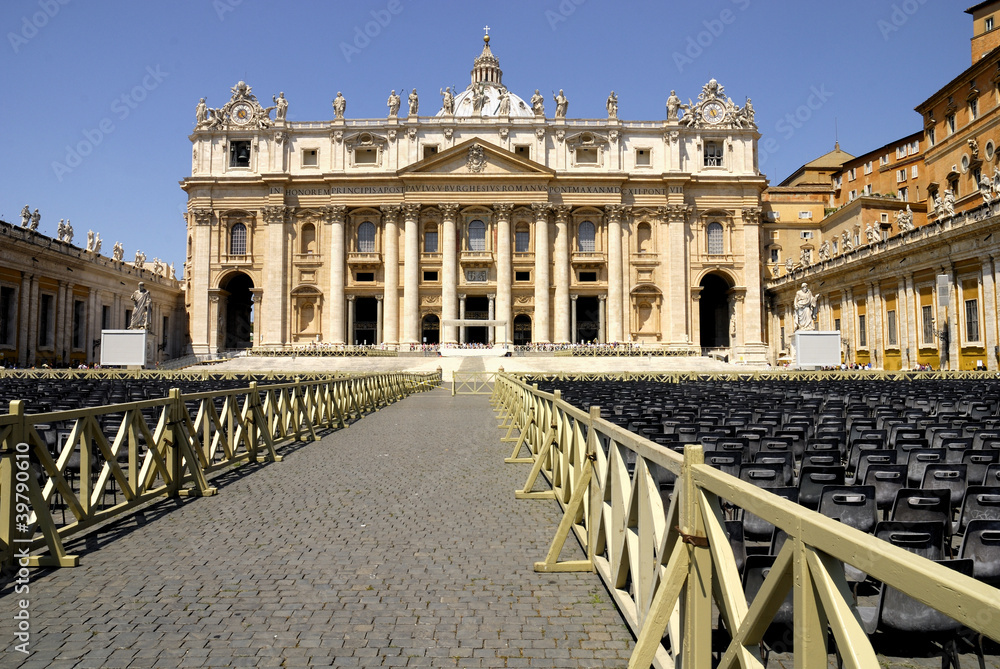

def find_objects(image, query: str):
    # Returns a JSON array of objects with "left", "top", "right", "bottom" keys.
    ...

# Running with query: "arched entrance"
[
  {"left": 575, "top": 296, "right": 600, "bottom": 343},
  {"left": 699, "top": 273, "right": 731, "bottom": 349},
  {"left": 220, "top": 272, "right": 254, "bottom": 349},
  {"left": 421, "top": 314, "right": 440, "bottom": 345},
  {"left": 354, "top": 297, "right": 377, "bottom": 345},
  {"left": 464, "top": 296, "right": 489, "bottom": 344},
  {"left": 513, "top": 314, "right": 531, "bottom": 346}
]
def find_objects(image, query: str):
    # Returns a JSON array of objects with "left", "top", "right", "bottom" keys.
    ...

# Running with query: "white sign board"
[
  {"left": 100, "top": 330, "right": 148, "bottom": 367},
  {"left": 794, "top": 331, "right": 841, "bottom": 368}
]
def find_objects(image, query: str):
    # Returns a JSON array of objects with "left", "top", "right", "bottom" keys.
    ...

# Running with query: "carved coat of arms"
[{"left": 467, "top": 144, "right": 486, "bottom": 173}]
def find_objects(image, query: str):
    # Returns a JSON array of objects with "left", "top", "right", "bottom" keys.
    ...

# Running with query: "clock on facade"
[
  {"left": 231, "top": 102, "right": 253, "bottom": 125},
  {"left": 702, "top": 101, "right": 726, "bottom": 125}
]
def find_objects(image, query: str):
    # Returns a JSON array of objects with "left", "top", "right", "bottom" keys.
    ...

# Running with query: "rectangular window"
[
  {"left": 987, "top": 16, "right": 994, "bottom": 30},
  {"left": 863, "top": 184, "right": 873, "bottom": 195},
  {"left": 834, "top": 176, "right": 843, "bottom": 188},
  {"left": 928, "top": 127, "right": 936, "bottom": 146},
  {"left": 965, "top": 298, "right": 981, "bottom": 342},
  {"left": 0, "top": 286, "right": 16, "bottom": 346},
  {"left": 780, "top": 326, "right": 786, "bottom": 351},
  {"left": 162, "top": 316, "right": 169, "bottom": 350},
  {"left": 880, "top": 154, "right": 889, "bottom": 166},
  {"left": 355, "top": 271, "right": 375, "bottom": 282},
  {"left": 881, "top": 213, "right": 889, "bottom": 223},
  {"left": 514, "top": 145, "right": 530, "bottom": 158},
  {"left": 887, "top": 310, "right": 898, "bottom": 346},
  {"left": 355, "top": 148, "right": 378, "bottom": 164},
  {"left": 422, "top": 271, "right": 439, "bottom": 282},
  {"left": 704, "top": 142, "right": 723, "bottom": 167},
  {"left": 229, "top": 141, "right": 251, "bottom": 168},
  {"left": 834, "top": 318, "right": 841, "bottom": 332},
  {"left": 578, "top": 271, "right": 598, "bottom": 282},
  {"left": 769, "top": 248, "right": 779, "bottom": 262},
  {"left": 970, "top": 99, "right": 979, "bottom": 120},
  {"left": 798, "top": 211, "right": 813, "bottom": 220},
  {"left": 910, "top": 140, "right": 919, "bottom": 154},
  {"left": 515, "top": 271, "right": 531, "bottom": 282},
  {"left": 302, "top": 149, "right": 318, "bottom": 167},
  {"left": 38, "top": 294, "right": 54, "bottom": 348},
  {"left": 911, "top": 164, "right": 918, "bottom": 178},
  {"left": 896, "top": 146, "right": 906, "bottom": 159},
  {"left": 514, "top": 229, "right": 530, "bottom": 253},
  {"left": 858, "top": 314, "right": 867, "bottom": 348},
  {"left": 974, "top": 167, "right": 983, "bottom": 191},
  {"left": 922, "top": 304, "right": 934, "bottom": 344},
  {"left": 896, "top": 168, "right": 907, "bottom": 183},
  {"left": 422, "top": 145, "right": 438, "bottom": 159},
  {"left": 947, "top": 114, "right": 956, "bottom": 134},
  {"left": 849, "top": 190, "right": 857, "bottom": 201},
  {"left": 899, "top": 187, "right": 908, "bottom": 201},
  {"left": 576, "top": 147, "right": 598, "bottom": 164},
  {"left": 72, "top": 300, "right": 85, "bottom": 350},
  {"left": 848, "top": 168, "right": 857, "bottom": 181},
  {"left": 424, "top": 230, "right": 438, "bottom": 253},
  {"left": 101, "top": 305, "right": 111, "bottom": 330},
  {"left": 864, "top": 161, "right": 873, "bottom": 175},
  {"left": 635, "top": 148, "right": 651, "bottom": 166},
  {"left": 124, "top": 310, "right": 132, "bottom": 329},
  {"left": 800, "top": 231, "right": 813, "bottom": 239}
]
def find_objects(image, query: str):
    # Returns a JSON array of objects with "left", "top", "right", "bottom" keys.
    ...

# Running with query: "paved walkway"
[{"left": 0, "top": 389, "right": 632, "bottom": 668}]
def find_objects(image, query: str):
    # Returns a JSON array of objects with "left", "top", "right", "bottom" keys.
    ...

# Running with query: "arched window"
[
  {"left": 514, "top": 223, "right": 530, "bottom": 253},
  {"left": 637, "top": 222, "right": 652, "bottom": 252},
  {"left": 424, "top": 223, "right": 438, "bottom": 253},
  {"left": 357, "top": 221, "right": 375, "bottom": 252},
  {"left": 578, "top": 221, "right": 596, "bottom": 252},
  {"left": 300, "top": 223, "right": 316, "bottom": 254},
  {"left": 230, "top": 222, "right": 247, "bottom": 255},
  {"left": 707, "top": 222, "right": 724, "bottom": 255},
  {"left": 468, "top": 219, "right": 486, "bottom": 251}
]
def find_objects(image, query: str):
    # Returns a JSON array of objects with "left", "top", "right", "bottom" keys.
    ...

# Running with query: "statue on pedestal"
[
  {"left": 606, "top": 91, "right": 617, "bottom": 118},
  {"left": 273, "top": 92, "right": 287, "bottom": 121},
  {"left": 865, "top": 224, "right": 880, "bottom": 245},
  {"left": 195, "top": 98, "right": 209, "bottom": 127},
  {"left": 63, "top": 219, "right": 73, "bottom": 244},
  {"left": 86, "top": 230, "right": 94, "bottom": 251},
  {"left": 553, "top": 89, "right": 568, "bottom": 118},
  {"left": 20, "top": 205, "right": 30, "bottom": 228},
  {"left": 497, "top": 88, "right": 511, "bottom": 116},
  {"left": 332, "top": 92, "right": 346, "bottom": 120},
  {"left": 93, "top": 233, "right": 102, "bottom": 255},
  {"left": 29, "top": 209, "right": 39, "bottom": 231},
  {"left": 408, "top": 88, "right": 419, "bottom": 116},
  {"left": 666, "top": 90, "right": 682, "bottom": 121},
  {"left": 129, "top": 282, "right": 152, "bottom": 330},
  {"left": 531, "top": 89, "right": 544, "bottom": 116},
  {"left": 440, "top": 87, "right": 454, "bottom": 115},
  {"left": 387, "top": 90, "right": 400, "bottom": 117},
  {"left": 793, "top": 283, "right": 818, "bottom": 332}
]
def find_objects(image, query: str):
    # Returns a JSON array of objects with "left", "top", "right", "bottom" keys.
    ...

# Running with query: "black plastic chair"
[
  {"left": 920, "top": 464, "right": 968, "bottom": 509},
  {"left": 905, "top": 448, "right": 947, "bottom": 487},
  {"left": 890, "top": 488, "right": 953, "bottom": 540},
  {"left": 956, "top": 486, "right": 1000, "bottom": 535},
  {"left": 818, "top": 485, "right": 877, "bottom": 535},
  {"left": 874, "top": 519, "right": 946, "bottom": 560},
  {"left": 797, "top": 465, "right": 846, "bottom": 510},
  {"left": 963, "top": 450, "right": 1000, "bottom": 486},
  {"left": 959, "top": 519, "right": 1000, "bottom": 586},
  {"left": 742, "top": 487, "right": 798, "bottom": 542}
]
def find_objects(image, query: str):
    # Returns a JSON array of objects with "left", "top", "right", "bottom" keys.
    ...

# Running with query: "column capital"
[
  {"left": 604, "top": 204, "right": 631, "bottom": 222},
  {"left": 261, "top": 205, "right": 289, "bottom": 225},
  {"left": 487, "top": 293, "right": 496, "bottom": 301},
  {"left": 492, "top": 203, "right": 514, "bottom": 220},
  {"left": 192, "top": 208, "right": 214, "bottom": 226},
  {"left": 554, "top": 204, "right": 572, "bottom": 221},
  {"left": 570, "top": 294, "right": 578, "bottom": 302},
  {"left": 401, "top": 203, "right": 421, "bottom": 220},
  {"left": 346, "top": 294, "right": 356, "bottom": 302},
  {"left": 380, "top": 204, "right": 401, "bottom": 221},
  {"left": 598, "top": 294, "right": 607, "bottom": 302},
  {"left": 531, "top": 202, "right": 552, "bottom": 218},
  {"left": 742, "top": 206, "right": 763, "bottom": 226},
  {"left": 375, "top": 295, "right": 383, "bottom": 302},
  {"left": 458, "top": 293, "right": 466, "bottom": 300},
  {"left": 438, "top": 203, "right": 460, "bottom": 218},
  {"left": 322, "top": 205, "right": 347, "bottom": 224}
]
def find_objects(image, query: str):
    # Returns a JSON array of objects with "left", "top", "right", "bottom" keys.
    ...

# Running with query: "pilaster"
[
  {"left": 381, "top": 204, "right": 401, "bottom": 345},
  {"left": 531, "top": 202, "right": 551, "bottom": 343}
]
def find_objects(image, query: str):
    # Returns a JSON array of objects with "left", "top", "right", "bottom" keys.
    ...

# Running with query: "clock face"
[
  {"left": 703, "top": 101, "right": 726, "bottom": 124},
  {"left": 231, "top": 102, "right": 253, "bottom": 125}
]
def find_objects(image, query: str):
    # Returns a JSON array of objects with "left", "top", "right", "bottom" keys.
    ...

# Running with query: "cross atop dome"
[{"left": 472, "top": 28, "right": 502, "bottom": 86}]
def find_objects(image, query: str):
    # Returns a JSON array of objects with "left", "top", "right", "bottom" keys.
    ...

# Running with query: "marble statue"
[
  {"left": 408, "top": 88, "right": 418, "bottom": 116},
  {"left": 818, "top": 239, "right": 831, "bottom": 261},
  {"left": 152, "top": 257, "right": 163, "bottom": 277},
  {"left": 666, "top": 90, "right": 681, "bottom": 121},
  {"left": 134, "top": 250, "right": 146, "bottom": 270},
  {"left": 943, "top": 189, "right": 956, "bottom": 216},
  {"left": 897, "top": 205, "right": 915, "bottom": 232},
  {"left": 497, "top": 88, "right": 511, "bottom": 116},
  {"left": 606, "top": 91, "right": 617, "bottom": 118},
  {"left": 800, "top": 247, "right": 811, "bottom": 266},
  {"left": 471, "top": 82, "right": 486, "bottom": 114},
  {"left": 553, "top": 89, "right": 568, "bottom": 118},
  {"left": 128, "top": 282, "right": 152, "bottom": 330},
  {"left": 440, "top": 87, "right": 454, "bottom": 115},
  {"left": 981, "top": 173, "right": 994, "bottom": 205},
  {"left": 93, "top": 233, "right": 102, "bottom": 255},
  {"left": 865, "top": 224, "right": 880, "bottom": 245},
  {"left": 784, "top": 257, "right": 795, "bottom": 274},
  {"left": 168, "top": 262, "right": 176, "bottom": 280},
  {"left": 741, "top": 98, "right": 755, "bottom": 126},
  {"left": 969, "top": 138, "right": 980, "bottom": 160},
  {"left": 112, "top": 242, "right": 124, "bottom": 264},
  {"left": 195, "top": 98, "right": 209, "bottom": 127},
  {"left": 273, "top": 92, "right": 287, "bottom": 121},
  {"left": 793, "top": 283, "right": 818, "bottom": 332},
  {"left": 86, "top": 229, "right": 94, "bottom": 251},
  {"left": 29, "top": 209, "right": 39, "bottom": 231},
  {"left": 841, "top": 230, "right": 854, "bottom": 252},
  {"left": 57, "top": 219, "right": 65, "bottom": 239},
  {"left": 332, "top": 92, "right": 346, "bottom": 120},
  {"left": 63, "top": 219, "right": 73, "bottom": 244},
  {"left": 20, "top": 205, "right": 30, "bottom": 228},
  {"left": 387, "top": 90, "right": 400, "bottom": 117},
  {"left": 932, "top": 193, "right": 943, "bottom": 217},
  {"left": 531, "top": 89, "right": 544, "bottom": 116},
  {"left": 772, "top": 263, "right": 781, "bottom": 278}
]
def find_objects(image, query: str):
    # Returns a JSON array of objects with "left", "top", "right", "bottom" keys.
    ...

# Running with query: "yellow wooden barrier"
[
  {"left": 494, "top": 373, "right": 1000, "bottom": 668},
  {"left": 0, "top": 371, "right": 440, "bottom": 569}
]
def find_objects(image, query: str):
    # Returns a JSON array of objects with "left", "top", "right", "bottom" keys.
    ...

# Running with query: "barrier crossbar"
[
  {"left": 492, "top": 373, "right": 1000, "bottom": 668},
  {"left": 0, "top": 371, "right": 440, "bottom": 569}
]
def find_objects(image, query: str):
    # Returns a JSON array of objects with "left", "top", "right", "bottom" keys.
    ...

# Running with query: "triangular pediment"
[{"left": 399, "top": 138, "right": 555, "bottom": 178}]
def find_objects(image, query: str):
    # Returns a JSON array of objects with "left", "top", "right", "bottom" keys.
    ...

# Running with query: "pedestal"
[{"left": 793, "top": 331, "right": 841, "bottom": 369}]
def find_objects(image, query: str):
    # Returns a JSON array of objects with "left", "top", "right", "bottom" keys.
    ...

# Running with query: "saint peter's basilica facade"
[{"left": 182, "top": 33, "right": 767, "bottom": 361}]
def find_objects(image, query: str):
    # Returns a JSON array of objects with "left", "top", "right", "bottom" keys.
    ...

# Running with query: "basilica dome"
[{"left": 435, "top": 33, "right": 535, "bottom": 119}]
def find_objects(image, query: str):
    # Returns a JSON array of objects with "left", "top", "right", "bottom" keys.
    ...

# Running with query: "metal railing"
[
  {"left": 491, "top": 373, "right": 1000, "bottom": 668},
  {"left": 451, "top": 372, "right": 496, "bottom": 395},
  {"left": 0, "top": 371, "right": 440, "bottom": 569}
]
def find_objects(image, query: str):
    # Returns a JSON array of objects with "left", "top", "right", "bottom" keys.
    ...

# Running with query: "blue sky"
[{"left": 2, "top": 0, "right": 972, "bottom": 277}]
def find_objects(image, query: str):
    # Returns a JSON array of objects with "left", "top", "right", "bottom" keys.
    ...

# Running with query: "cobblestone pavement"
[
  {"left": 0, "top": 389, "right": 633, "bottom": 668},
  {"left": 1, "top": 387, "right": 997, "bottom": 668}
]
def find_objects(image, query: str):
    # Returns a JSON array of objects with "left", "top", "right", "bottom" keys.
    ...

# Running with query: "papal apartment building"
[{"left": 181, "top": 33, "right": 768, "bottom": 361}]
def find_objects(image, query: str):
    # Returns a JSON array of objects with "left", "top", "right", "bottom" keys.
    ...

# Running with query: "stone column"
[
  {"left": 208, "top": 293, "right": 221, "bottom": 353},
  {"left": 18, "top": 274, "right": 33, "bottom": 367},
  {"left": 664, "top": 205, "right": 693, "bottom": 345},
  {"left": 570, "top": 294, "right": 578, "bottom": 343},
  {"left": 597, "top": 295, "right": 606, "bottom": 344},
  {"left": 843, "top": 288, "right": 854, "bottom": 365},
  {"left": 440, "top": 203, "right": 460, "bottom": 343},
  {"left": 380, "top": 205, "right": 401, "bottom": 346},
  {"left": 250, "top": 289, "right": 264, "bottom": 347},
  {"left": 983, "top": 256, "right": 998, "bottom": 371},
  {"left": 459, "top": 294, "right": 466, "bottom": 344},
  {"left": 690, "top": 289, "right": 702, "bottom": 351},
  {"left": 531, "top": 203, "right": 551, "bottom": 343},
  {"left": 553, "top": 205, "right": 572, "bottom": 343},
  {"left": 189, "top": 208, "right": 214, "bottom": 355},
  {"left": 87, "top": 288, "right": 100, "bottom": 365},
  {"left": 26, "top": 277, "right": 39, "bottom": 367},
  {"left": 375, "top": 295, "right": 384, "bottom": 345},
  {"left": 402, "top": 203, "right": 421, "bottom": 345},
  {"left": 326, "top": 205, "right": 347, "bottom": 344},
  {"left": 346, "top": 294, "right": 355, "bottom": 345},
  {"left": 622, "top": 212, "right": 632, "bottom": 339},
  {"left": 488, "top": 293, "right": 496, "bottom": 344},
  {"left": 261, "top": 205, "right": 289, "bottom": 347},
  {"left": 493, "top": 203, "right": 513, "bottom": 345},
  {"left": 605, "top": 204, "right": 625, "bottom": 342},
  {"left": 740, "top": 207, "right": 765, "bottom": 351},
  {"left": 732, "top": 293, "right": 746, "bottom": 349}
]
